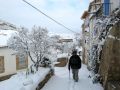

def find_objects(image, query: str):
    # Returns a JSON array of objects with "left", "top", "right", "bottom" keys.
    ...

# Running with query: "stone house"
[
  {"left": 81, "top": 0, "right": 120, "bottom": 90},
  {"left": 58, "top": 39, "right": 73, "bottom": 43},
  {"left": 99, "top": 21, "right": 120, "bottom": 90},
  {"left": 81, "top": 11, "right": 90, "bottom": 65},
  {"left": 57, "top": 38, "right": 73, "bottom": 53},
  {"left": 81, "top": 0, "right": 103, "bottom": 70}
]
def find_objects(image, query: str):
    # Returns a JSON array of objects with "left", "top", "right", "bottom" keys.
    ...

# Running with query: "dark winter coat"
[{"left": 68, "top": 55, "right": 81, "bottom": 70}]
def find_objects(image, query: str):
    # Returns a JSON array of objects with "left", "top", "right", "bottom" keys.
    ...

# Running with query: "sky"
[{"left": 0, "top": 0, "right": 90, "bottom": 37}]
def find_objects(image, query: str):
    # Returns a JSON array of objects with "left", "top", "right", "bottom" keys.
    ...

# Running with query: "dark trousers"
[{"left": 72, "top": 69, "right": 79, "bottom": 82}]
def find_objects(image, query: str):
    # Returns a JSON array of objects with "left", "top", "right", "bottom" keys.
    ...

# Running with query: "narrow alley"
[
  {"left": 0, "top": 0, "right": 120, "bottom": 90},
  {"left": 41, "top": 64, "right": 103, "bottom": 90}
]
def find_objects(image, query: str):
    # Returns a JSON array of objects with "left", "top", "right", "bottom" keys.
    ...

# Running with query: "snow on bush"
[
  {"left": 88, "top": 8, "right": 120, "bottom": 83},
  {"left": 0, "top": 67, "right": 50, "bottom": 90}
]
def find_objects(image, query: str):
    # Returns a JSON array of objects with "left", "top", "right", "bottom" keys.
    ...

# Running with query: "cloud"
[{"left": 0, "top": 0, "right": 89, "bottom": 37}]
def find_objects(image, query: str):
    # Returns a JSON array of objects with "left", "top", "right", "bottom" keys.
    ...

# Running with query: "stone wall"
[
  {"left": 36, "top": 70, "right": 53, "bottom": 90},
  {"left": 55, "top": 57, "right": 68, "bottom": 67},
  {"left": 82, "top": 48, "right": 86, "bottom": 64},
  {"left": 99, "top": 22, "right": 120, "bottom": 90},
  {"left": 107, "top": 81, "right": 120, "bottom": 90}
]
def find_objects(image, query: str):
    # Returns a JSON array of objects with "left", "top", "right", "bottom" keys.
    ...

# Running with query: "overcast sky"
[{"left": 0, "top": 0, "right": 90, "bottom": 37}]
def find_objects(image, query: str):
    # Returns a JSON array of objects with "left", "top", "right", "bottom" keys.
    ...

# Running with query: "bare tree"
[{"left": 7, "top": 26, "right": 51, "bottom": 71}]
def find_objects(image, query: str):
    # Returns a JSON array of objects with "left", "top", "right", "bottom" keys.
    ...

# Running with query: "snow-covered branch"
[{"left": 7, "top": 26, "right": 53, "bottom": 71}]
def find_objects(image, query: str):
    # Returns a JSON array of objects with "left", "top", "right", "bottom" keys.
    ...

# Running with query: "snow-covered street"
[
  {"left": 41, "top": 64, "right": 103, "bottom": 90},
  {"left": 0, "top": 68, "right": 50, "bottom": 90}
]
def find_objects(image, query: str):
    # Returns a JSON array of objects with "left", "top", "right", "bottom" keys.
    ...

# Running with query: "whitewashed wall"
[{"left": 0, "top": 47, "right": 32, "bottom": 77}]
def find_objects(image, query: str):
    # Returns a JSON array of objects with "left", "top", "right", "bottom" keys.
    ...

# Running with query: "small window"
[
  {"left": 0, "top": 56, "right": 5, "bottom": 73},
  {"left": 16, "top": 55, "right": 28, "bottom": 70}
]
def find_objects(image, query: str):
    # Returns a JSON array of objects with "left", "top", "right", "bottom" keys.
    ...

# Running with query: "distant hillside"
[
  {"left": 0, "top": 20, "right": 17, "bottom": 30},
  {"left": 0, "top": 20, "right": 18, "bottom": 46}
]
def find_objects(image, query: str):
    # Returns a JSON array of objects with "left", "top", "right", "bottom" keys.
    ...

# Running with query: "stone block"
[{"left": 107, "top": 81, "right": 120, "bottom": 90}]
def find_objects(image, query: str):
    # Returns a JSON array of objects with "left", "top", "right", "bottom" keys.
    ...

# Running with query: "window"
[
  {"left": 16, "top": 55, "right": 28, "bottom": 70},
  {"left": 0, "top": 56, "right": 4, "bottom": 73}
]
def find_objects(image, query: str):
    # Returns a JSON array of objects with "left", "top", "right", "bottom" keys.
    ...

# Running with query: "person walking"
[{"left": 68, "top": 50, "right": 81, "bottom": 82}]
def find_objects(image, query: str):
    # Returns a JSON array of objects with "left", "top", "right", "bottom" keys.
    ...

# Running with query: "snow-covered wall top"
[{"left": 0, "top": 67, "right": 50, "bottom": 90}]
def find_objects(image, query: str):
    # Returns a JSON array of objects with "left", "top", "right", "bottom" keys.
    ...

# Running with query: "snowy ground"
[
  {"left": 0, "top": 67, "right": 50, "bottom": 90},
  {"left": 41, "top": 64, "right": 103, "bottom": 90}
]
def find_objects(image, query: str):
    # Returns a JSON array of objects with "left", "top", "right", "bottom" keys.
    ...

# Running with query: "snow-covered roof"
[
  {"left": 0, "top": 30, "right": 17, "bottom": 46},
  {"left": 0, "top": 20, "right": 17, "bottom": 30},
  {"left": 57, "top": 53, "right": 68, "bottom": 58},
  {"left": 76, "top": 46, "right": 82, "bottom": 51},
  {"left": 0, "top": 20, "right": 19, "bottom": 46},
  {"left": 90, "top": 0, "right": 94, "bottom": 2},
  {"left": 49, "top": 32, "right": 74, "bottom": 39},
  {"left": 58, "top": 39, "right": 73, "bottom": 43},
  {"left": 0, "top": 45, "right": 7, "bottom": 48}
]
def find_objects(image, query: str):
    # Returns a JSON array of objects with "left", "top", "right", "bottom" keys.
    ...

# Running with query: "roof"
[
  {"left": 81, "top": 11, "right": 89, "bottom": 19},
  {"left": 0, "top": 30, "right": 17, "bottom": 46},
  {"left": 58, "top": 39, "right": 73, "bottom": 43},
  {"left": 88, "top": 0, "right": 95, "bottom": 12},
  {"left": 88, "top": 0, "right": 102, "bottom": 12},
  {"left": 0, "top": 20, "right": 17, "bottom": 30},
  {"left": 0, "top": 45, "right": 8, "bottom": 48},
  {"left": 0, "top": 20, "right": 19, "bottom": 46}
]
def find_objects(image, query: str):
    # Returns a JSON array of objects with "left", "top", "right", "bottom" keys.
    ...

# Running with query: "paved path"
[{"left": 41, "top": 64, "right": 103, "bottom": 90}]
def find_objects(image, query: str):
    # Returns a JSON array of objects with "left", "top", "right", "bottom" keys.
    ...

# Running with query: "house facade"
[
  {"left": 99, "top": 21, "right": 120, "bottom": 90},
  {"left": 0, "top": 20, "right": 32, "bottom": 79},
  {"left": 81, "top": 11, "right": 90, "bottom": 65},
  {"left": 81, "top": 0, "right": 120, "bottom": 90},
  {"left": 0, "top": 46, "right": 32, "bottom": 79},
  {"left": 102, "top": 0, "right": 120, "bottom": 15}
]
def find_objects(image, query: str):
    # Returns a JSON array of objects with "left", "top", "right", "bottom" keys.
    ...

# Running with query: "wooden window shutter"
[
  {"left": 16, "top": 55, "right": 19, "bottom": 70},
  {"left": 16, "top": 55, "right": 28, "bottom": 70},
  {"left": 25, "top": 56, "right": 28, "bottom": 68},
  {"left": 0, "top": 56, "right": 5, "bottom": 73}
]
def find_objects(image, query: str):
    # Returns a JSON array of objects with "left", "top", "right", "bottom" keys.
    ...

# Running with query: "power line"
[{"left": 23, "top": 0, "right": 78, "bottom": 34}]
